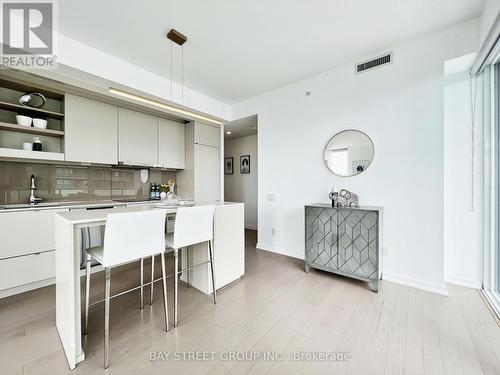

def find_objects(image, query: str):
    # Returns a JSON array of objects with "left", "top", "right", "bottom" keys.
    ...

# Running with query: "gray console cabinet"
[{"left": 305, "top": 204, "right": 382, "bottom": 292}]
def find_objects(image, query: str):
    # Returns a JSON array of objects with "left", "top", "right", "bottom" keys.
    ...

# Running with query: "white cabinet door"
[
  {"left": 0, "top": 209, "right": 69, "bottom": 259},
  {"left": 194, "top": 144, "right": 220, "bottom": 202},
  {"left": 158, "top": 118, "right": 185, "bottom": 169},
  {"left": 65, "top": 94, "right": 118, "bottom": 164},
  {"left": 118, "top": 108, "right": 158, "bottom": 166},
  {"left": 194, "top": 122, "right": 220, "bottom": 147}
]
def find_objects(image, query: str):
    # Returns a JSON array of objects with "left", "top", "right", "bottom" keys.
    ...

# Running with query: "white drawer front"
[
  {"left": 0, "top": 251, "right": 55, "bottom": 290},
  {"left": 0, "top": 209, "right": 68, "bottom": 259}
]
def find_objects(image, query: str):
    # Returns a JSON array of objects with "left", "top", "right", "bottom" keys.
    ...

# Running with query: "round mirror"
[{"left": 324, "top": 130, "right": 374, "bottom": 177}]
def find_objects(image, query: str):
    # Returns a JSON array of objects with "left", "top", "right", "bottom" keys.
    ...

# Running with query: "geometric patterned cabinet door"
[{"left": 305, "top": 204, "right": 381, "bottom": 292}]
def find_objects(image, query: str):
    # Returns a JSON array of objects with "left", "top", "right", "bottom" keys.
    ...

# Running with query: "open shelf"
[
  {"left": 0, "top": 78, "right": 64, "bottom": 101},
  {"left": 0, "top": 100, "right": 64, "bottom": 119},
  {"left": 0, "top": 147, "right": 64, "bottom": 161},
  {"left": 0, "top": 121, "right": 64, "bottom": 137}
]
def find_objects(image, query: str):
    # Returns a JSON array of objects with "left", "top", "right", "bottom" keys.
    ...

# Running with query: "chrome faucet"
[{"left": 28, "top": 175, "right": 43, "bottom": 205}]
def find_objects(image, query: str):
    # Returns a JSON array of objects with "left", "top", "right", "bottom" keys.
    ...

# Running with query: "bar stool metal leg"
[
  {"left": 174, "top": 249, "right": 179, "bottom": 326},
  {"left": 160, "top": 252, "right": 170, "bottom": 331},
  {"left": 84, "top": 253, "right": 91, "bottom": 335},
  {"left": 140, "top": 258, "right": 144, "bottom": 309},
  {"left": 104, "top": 267, "right": 111, "bottom": 369},
  {"left": 209, "top": 240, "right": 217, "bottom": 304},
  {"left": 186, "top": 246, "right": 190, "bottom": 288},
  {"left": 150, "top": 254, "right": 155, "bottom": 305}
]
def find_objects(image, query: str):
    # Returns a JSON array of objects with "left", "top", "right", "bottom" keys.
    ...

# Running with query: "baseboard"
[
  {"left": 256, "top": 243, "right": 304, "bottom": 260},
  {"left": 245, "top": 225, "right": 258, "bottom": 230},
  {"left": 0, "top": 265, "right": 107, "bottom": 299},
  {"left": 383, "top": 272, "right": 448, "bottom": 296},
  {"left": 255, "top": 244, "right": 448, "bottom": 297},
  {"left": 0, "top": 277, "right": 55, "bottom": 299},
  {"left": 445, "top": 275, "right": 481, "bottom": 289}
]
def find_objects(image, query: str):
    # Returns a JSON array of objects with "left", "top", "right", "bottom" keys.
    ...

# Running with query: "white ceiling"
[
  {"left": 225, "top": 115, "right": 258, "bottom": 140},
  {"left": 58, "top": 0, "right": 484, "bottom": 104}
]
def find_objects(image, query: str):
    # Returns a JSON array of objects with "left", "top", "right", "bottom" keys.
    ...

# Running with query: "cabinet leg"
[
  {"left": 371, "top": 280, "right": 379, "bottom": 293},
  {"left": 304, "top": 263, "right": 310, "bottom": 273}
]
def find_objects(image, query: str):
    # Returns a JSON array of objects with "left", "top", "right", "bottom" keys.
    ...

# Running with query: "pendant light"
[
  {"left": 108, "top": 28, "right": 222, "bottom": 125},
  {"left": 167, "top": 28, "right": 187, "bottom": 105}
]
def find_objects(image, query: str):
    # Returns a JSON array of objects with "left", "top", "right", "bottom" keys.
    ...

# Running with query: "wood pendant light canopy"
[{"left": 167, "top": 29, "right": 187, "bottom": 45}]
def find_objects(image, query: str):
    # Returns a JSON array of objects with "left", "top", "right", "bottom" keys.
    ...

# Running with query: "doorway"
[{"left": 223, "top": 115, "right": 258, "bottom": 246}]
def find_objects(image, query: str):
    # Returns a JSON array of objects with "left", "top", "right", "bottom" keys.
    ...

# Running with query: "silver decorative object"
[
  {"left": 19, "top": 92, "right": 46, "bottom": 108},
  {"left": 329, "top": 189, "right": 358, "bottom": 207}
]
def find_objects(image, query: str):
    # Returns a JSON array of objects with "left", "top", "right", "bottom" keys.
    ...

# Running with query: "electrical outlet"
[
  {"left": 272, "top": 228, "right": 276, "bottom": 236},
  {"left": 383, "top": 248, "right": 391, "bottom": 256},
  {"left": 267, "top": 194, "right": 276, "bottom": 202}
]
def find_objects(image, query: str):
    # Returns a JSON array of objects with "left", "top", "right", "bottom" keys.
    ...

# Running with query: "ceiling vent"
[{"left": 355, "top": 53, "right": 392, "bottom": 74}]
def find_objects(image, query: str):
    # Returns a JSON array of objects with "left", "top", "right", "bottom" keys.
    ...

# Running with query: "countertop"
[
  {"left": 0, "top": 199, "right": 241, "bottom": 213},
  {"left": 55, "top": 201, "right": 242, "bottom": 224},
  {"left": 0, "top": 199, "right": 156, "bottom": 213},
  {"left": 306, "top": 203, "right": 383, "bottom": 211}
]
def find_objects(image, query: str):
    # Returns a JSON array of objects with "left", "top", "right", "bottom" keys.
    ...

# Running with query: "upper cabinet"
[
  {"left": 194, "top": 122, "right": 219, "bottom": 148},
  {"left": 65, "top": 94, "right": 118, "bottom": 164},
  {"left": 66, "top": 99, "right": 186, "bottom": 168},
  {"left": 118, "top": 108, "right": 159, "bottom": 166},
  {"left": 158, "top": 118, "right": 185, "bottom": 169}
]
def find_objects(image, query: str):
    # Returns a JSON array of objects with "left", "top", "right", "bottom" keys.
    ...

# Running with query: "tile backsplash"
[{"left": 0, "top": 161, "right": 177, "bottom": 204}]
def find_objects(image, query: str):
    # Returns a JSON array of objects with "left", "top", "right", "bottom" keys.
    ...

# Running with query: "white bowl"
[
  {"left": 16, "top": 115, "right": 32, "bottom": 127},
  {"left": 32, "top": 118, "right": 48, "bottom": 129}
]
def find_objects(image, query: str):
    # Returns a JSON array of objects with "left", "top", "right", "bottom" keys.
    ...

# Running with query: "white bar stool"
[
  {"left": 166, "top": 205, "right": 216, "bottom": 327},
  {"left": 83, "top": 209, "right": 168, "bottom": 369},
  {"left": 147, "top": 215, "right": 173, "bottom": 305}
]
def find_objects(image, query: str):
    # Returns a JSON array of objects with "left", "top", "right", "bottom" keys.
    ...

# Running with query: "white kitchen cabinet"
[
  {"left": 118, "top": 108, "right": 159, "bottom": 166},
  {"left": 65, "top": 94, "right": 118, "bottom": 164},
  {"left": 0, "top": 251, "right": 55, "bottom": 291},
  {"left": 194, "top": 122, "right": 220, "bottom": 147},
  {"left": 0, "top": 208, "right": 68, "bottom": 297},
  {"left": 177, "top": 122, "right": 221, "bottom": 202},
  {"left": 0, "top": 208, "right": 68, "bottom": 259},
  {"left": 194, "top": 144, "right": 220, "bottom": 202},
  {"left": 158, "top": 118, "right": 185, "bottom": 169}
]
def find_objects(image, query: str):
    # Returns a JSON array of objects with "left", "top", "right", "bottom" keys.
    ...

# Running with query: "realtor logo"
[
  {"left": 2, "top": 1, "right": 53, "bottom": 54},
  {"left": 1, "top": 0, "right": 57, "bottom": 68}
]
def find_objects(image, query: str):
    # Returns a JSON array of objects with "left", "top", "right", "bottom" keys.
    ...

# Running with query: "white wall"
[
  {"left": 224, "top": 135, "right": 258, "bottom": 229},
  {"left": 480, "top": 0, "right": 500, "bottom": 44},
  {"left": 443, "top": 54, "right": 483, "bottom": 289},
  {"left": 230, "top": 19, "right": 480, "bottom": 295}
]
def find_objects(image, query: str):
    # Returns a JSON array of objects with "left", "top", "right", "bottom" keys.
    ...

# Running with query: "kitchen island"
[{"left": 54, "top": 202, "right": 244, "bottom": 369}]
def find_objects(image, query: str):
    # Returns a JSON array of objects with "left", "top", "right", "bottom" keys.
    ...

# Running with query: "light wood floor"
[{"left": 1, "top": 230, "right": 499, "bottom": 375}]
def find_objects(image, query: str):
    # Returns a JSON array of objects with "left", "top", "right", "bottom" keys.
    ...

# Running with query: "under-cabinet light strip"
[{"left": 108, "top": 87, "right": 222, "bottom": 125}]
